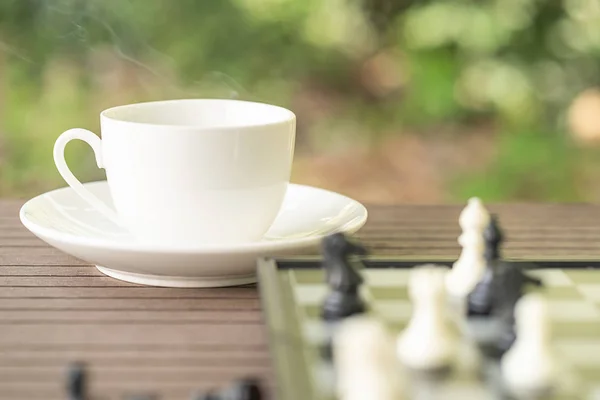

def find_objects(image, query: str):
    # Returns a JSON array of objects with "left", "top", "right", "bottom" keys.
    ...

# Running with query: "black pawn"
[
  {"left": 467, "top": 214, "right": 503, "bottom": 317},
  {"left": 320, "top": 233, "right": 368, "bottom": 321}
]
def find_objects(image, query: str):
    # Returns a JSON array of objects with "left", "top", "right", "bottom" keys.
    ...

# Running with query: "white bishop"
[
  {"left": 446, "top": 197, "right": 490, "bottom": 298},
  {"left": 397, "top": 265, "right": 456, "bottom": 371}
]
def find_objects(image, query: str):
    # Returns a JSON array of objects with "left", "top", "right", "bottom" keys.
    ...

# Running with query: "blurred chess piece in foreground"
[{"left": 568, "top": 88, "right": 600, "bottom": 145}]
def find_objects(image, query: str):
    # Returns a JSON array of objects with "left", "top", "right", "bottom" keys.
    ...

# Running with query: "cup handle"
[{"left": 53, "top": 128, "right": 122, "bottom": 225}]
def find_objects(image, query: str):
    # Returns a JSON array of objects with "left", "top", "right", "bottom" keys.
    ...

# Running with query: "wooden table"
[{"left": 2, "top": 200, "right": 600, "bottom": 399}]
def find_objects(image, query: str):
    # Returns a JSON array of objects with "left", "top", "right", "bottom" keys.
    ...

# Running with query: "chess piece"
[
  {"left": 397, "top": 265, "right": 456, "bottom": 371},
  {"left": 467, "top": 214, "right": 503, "bottom": 316},
  {"left": 193, "top": 378, "right": 263, "bottom": 400},
  {"left": 66, "top": 361, "right": 86, "bottom": 400},
  {"left": 446, "top": 198, "right": 490, "bottom": 298},
  {"left": 501, "top": 293, "right": 557, "bottom": 397},
  {"left": 321, "top": 233, "right": 368, "bottom": 321},
  {"left": 494, "top": 312, "right": 518, "bottom": 356},
  {"left": 491, "top": 263, "right": 543, "bottom": 321},
  {"left": 334, "top": 316, "right": 404, "bottom": 400},
  {"left": 223, "top": 378, "right": 263, "bottom": 400},
  {"left": 446, "top": 231, "right": 486, "bottom": 299}
]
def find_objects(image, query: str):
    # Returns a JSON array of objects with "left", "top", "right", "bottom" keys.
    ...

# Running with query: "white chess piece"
[
  {"left": 501, "top": 293, "right": 557, "bottom": 396},
  {"left": 397, "top": 265, "right": 456, "bottom": 371},
  {"left": 446, "top": 231, "right": 486, "bottom": 298},
  {"left": 334, "top": 316, "right": 404, "bottom": 400},
  {"left": 446, "top": 197, "right": 490, "bottom": 298},
  {"left": 458, "top": 197, "right": 490, "bottom": 233}
]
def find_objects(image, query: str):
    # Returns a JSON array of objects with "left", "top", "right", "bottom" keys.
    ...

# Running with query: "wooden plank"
[
  {"left": 0, "top": 286, "right": 258, "bottom": 298},
  {"left": 0, "top": 365, "right": 273, "bottom": 379},
  {"left": 0, "top": 310, "right": 262, "bottom": 323},
  {"left": 0, "top": 324, "right": 267, "bottom": 345},
  {"left": 0, "top": 266, "right": 103, "bottom": 276},
  {"left": 0, "top": 276, "right": 137, "bottom": 286},
  {"left": 0, "top": 348, "right": 270, "bottom": 366},
  {"left": 0, "top": 298, "right": 261, "bottom": 310},
  {"left": 0, "top": 255, "right": 87, "bottom": 266}
]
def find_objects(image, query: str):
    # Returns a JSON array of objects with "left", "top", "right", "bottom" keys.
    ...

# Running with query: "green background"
[{"left": 1, "top": 0, "right": 600, "bottom": 203}]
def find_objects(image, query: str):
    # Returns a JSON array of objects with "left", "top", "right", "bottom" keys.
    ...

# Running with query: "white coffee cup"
[{"left": 53, "top": 99, "right": 296, "bottom": 246}]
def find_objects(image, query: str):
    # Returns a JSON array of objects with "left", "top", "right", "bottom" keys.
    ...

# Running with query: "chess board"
[{"left": 257, "top": 257, "right": 600, "bottom": 400}]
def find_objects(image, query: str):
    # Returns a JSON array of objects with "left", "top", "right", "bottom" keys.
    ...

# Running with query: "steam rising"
[{"left": 0, "top": 0, "right": 247, "bottom": 100}]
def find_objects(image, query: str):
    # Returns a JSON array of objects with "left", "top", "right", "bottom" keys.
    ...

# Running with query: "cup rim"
[{"left": 100, "top": 98, "right": 296, "bottom": 130}]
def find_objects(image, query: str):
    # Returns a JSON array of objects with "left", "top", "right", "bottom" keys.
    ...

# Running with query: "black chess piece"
[
  {"left": 490, "top": 263, "right": 543, "bottom": 319},
  {"left": 320, "top": 232, "right": 368, "bottom": 321},
  {"left": 66, "top": 361, "right": 86, "bottom": 400},
  {"left": 223, "top": 378, "right": 263, "bottom": 400},
  {"left": 468, "top": 215, "right": 544, "bottom": 318},
  {"left": 467, "top": 214, "right": 503, "bottom": 316},
  {"left": 495, "top": 308, "right": 518, "bottom": 355},
  {"left": 484, "top": 262, "right": 543, "bottom": 357}
]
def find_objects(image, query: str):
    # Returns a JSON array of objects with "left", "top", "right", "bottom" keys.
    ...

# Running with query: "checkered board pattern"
[{"left": 257, "top": 258, "right": 600, "bottom": 400}]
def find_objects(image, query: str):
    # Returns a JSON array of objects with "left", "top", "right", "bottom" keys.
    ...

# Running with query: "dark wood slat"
[
  {"left": 0, "top": 349, "right": 270, "bottom": 366},
  {"left": 0, "top": 276, "right": 142, "bottom": 286},
  {"left": 0, "top": 255, "right": 87, "bottom": 266},
  {"left": 0, "top": 248, "right": 81, "bottom": 256},
  {"left": 0, "top": 298, "right": 261, "bottom": 310},
  {"left": 0, "top": 266, "right": 110, "bottom": 276},
  {"left": 0, "top": 286, "right": 258, "bottom": 298},
  {"left": 0, "top": 310, "right": 262, "bottom": 323},
  {"left": 0, "top": 344, "right": 268, "bottom": 351},
  {"left": 0, "top": 276, "right": 163, "bottom": 287},
  {"left": 0, "top": 324, "right": 267, "bottom": 345},
  {"left": 0, "top": 365, "right": 273, "bottom": 378}
]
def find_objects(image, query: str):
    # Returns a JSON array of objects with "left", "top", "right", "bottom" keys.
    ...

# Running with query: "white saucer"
[{"left": 20, "top": 181, "right": 367, "bottom": 287}]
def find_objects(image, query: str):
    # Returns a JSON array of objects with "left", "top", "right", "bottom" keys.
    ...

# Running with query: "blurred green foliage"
[{"left": 0, "top": 0, "right": 599, "bottom": 201}]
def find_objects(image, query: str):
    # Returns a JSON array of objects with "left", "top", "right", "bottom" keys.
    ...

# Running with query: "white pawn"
[
  {"left": 501, "top": 293, "right": 557, "bottom": 396},
  {"left": 334, "top": 316, "right": 404, "bottom": 400},
  {"left": 397, "top": 265, "right": 456, "bottom": 371},
  {"left": 446, "top": 197, "right": 490, "bottom": 298}
]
